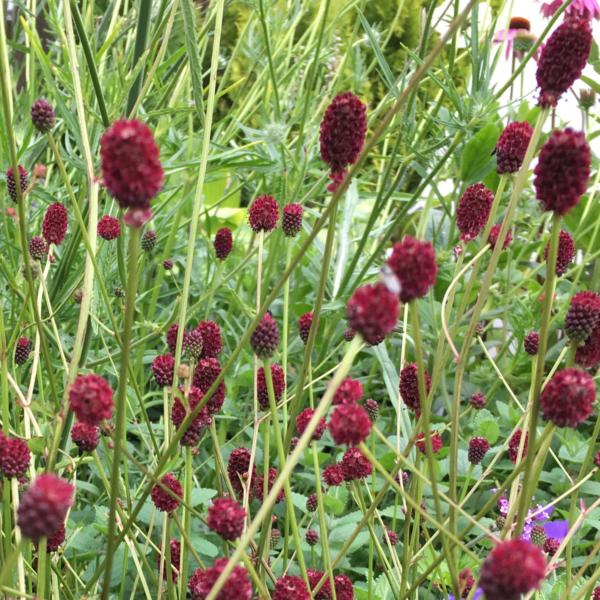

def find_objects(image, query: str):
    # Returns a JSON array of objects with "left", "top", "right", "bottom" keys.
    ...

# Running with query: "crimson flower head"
[
  {"left": 257, "top": 363, "right": 285, "bottom": 410},
  {"left": 248, "top": 195, "right": 279, "bottom": 232},
  {"left": 333, "top": 377, "right": 363, "bottom": 405},
  {"left": 576, "top": 325, "right": 600, "bottom": 368},
  {"left": 323, "top": 463, "right": 345, "bottom": 486},
  {"left": 593, "top": 587, "right": 600, "bottom": 600},
  {"left": 416, "top": 432, "right": 443, "bottom": 455},
  {"left": 42, "top": 202, "right": 68, "bottom": 245},
  {"left": 166, "top": 323, "right": 182, "bottom": 355},
  {"left": 536, "top": 17, "right": 592, "bottom": 107},
  {"left": 14, "top": 336, "right": 32, "bottom": 365},
  {"left": 387, "top": 236, "right": 437, "bottom": 302},
  {"left": 172, "top": 386, "right": 211, "bottom": 446},
  {"left": 400, "top": 363, "right": 431, "bottom": 413},
  {"left": 480, "top": 539, "right": 546, "bottom": 600},
  {"left": 329, "top": 404, "right": 372, "bottom": 445},
  {"left": 100, "top": 119, "right": 163, "bottom": 211},
  {"left": 296, "top": 407, "right": 327, "bottom": 440},
  {"left": 31, "top": 98, "right": 56, "bottom": 133},
  {"left": 0, "top": 436, "right": 31, "bottom": 479},
  {"left": 69, "top": 373, "right": 114, "bottom": 425},
  {"left": 340, "top": 447, "right": 372, "bottom": 480},
  {"left": 470, "top": 392, "right": 487, "bottom": 409},
  {"left": 151, "top": 473, "right": 182, "bottom": 513},
  {"left": 188, "top": 558, "right": 252, "bottom": 600},
  {"left": 298, "top": 311, "right": 314, "bottom": 344},
  {"left": 564, "top": 291, "right": 600, "bottom": 342},
  {"left": 157, "top": 539, "right": 181, "bottom": 583},
  {"left": 273, "top": 574, "right": 310, "bottom": 600},
  {"left": 524, "top": 331, "right": 540, "bottom": 355},
  {"left": 193, "top": 358, "right": 225, "bottom": 414},
  {"left": 545, "top": 230, "right": 575, "bottom": 276},
  {"left": 468, "top": 436, "right": 490, "bottom": 464},
  {"left": 508, "top": 429, "right": 528, "bottom": 463},
  {"left": 207, "top": 497, "right": 246, "bottom": 540},
  {"left": 488, "top": 223, "right": 512, "bottom": 250},
  {"left": 320, "top": 92, "right": 367, "bottom": 191},
  {"left": 29, "top": 236, "right": 49, "bottom": 260},
  {"left": 251, "top": 312, "right": 279, "bottom": 358},
  {"left": 282, "top": 203, "right": 303, "bottom": 237},
  {"left": 151, "top": 354, "right": 175, "bottom": 388},
  {"left": 6, "top": 165, "right": 28, "bottom": 202},
  {"left": 346, "top": 282, "right": 400, "bottom": 345},
  {"left": 534, "top": 128, "right": 591, "bottom": 215},
  {"left": 456, "top": 183, "right": 494, "bottom": 241},
  {"left": 496, "top": 121, "right": 533, "bottom": 174},
  {"left": 17, "top": 474, "right": 74, "bottom": 541},
  {"left": 47, "top": 522, "right": 66, "bottom": 552},
  {"left": 214, "top": 227, "right": 233, "bottom": 260},
  {"left": 227, "top": 448, "right": 255, "bottom": 499},
  {"left": 540, "top": 367, "right": 596, "bottom": 428},
  {"left": 257, "top": 467, "right": 284, "bottom": 503},
  {"left": 71, "top": 422, "right": 100, "bottom": 452},
  {"left": 97, "top": 215, "right": 121, "bottom": 240},
  {"left": 194, "top": 320, "right": 222, "bottom": 359}
]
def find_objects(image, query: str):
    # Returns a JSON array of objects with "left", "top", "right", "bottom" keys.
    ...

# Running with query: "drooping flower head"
[
  {"left": 42, "top": 202, "right": 68, "bottom": 245},
  {"left": 540, "top": 367, "right": 596, "bottom": 427},
  {"left": 534, "top": 129, "right": 591, "bottom": 215},
  {"left": 387, "top": 236, "right": 437, "bottom": 302},
  {"left": 496, "top": 122, "right": 533, "bottom": 174},
  {"left": 100, "top": 119, "right": 163, "bottom": 212},
  {"left": 536, "top": 17, "right": 592, "bottom": 107}
]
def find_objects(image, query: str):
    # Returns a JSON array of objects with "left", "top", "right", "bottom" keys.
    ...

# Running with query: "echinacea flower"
[
  {"left": 539, "top": 0, "right": 600, "bottom": 20},
  {"left": 494, "top": 17, "right": 537, "bottom": 59}
]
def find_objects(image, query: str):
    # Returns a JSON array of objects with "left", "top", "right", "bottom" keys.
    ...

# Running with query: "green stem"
[
  {"left": 102, "top": 227, "right": 142, "bottom": 598},
  {"left": 37, "top": 538, "right": 48, "bottom": 597},
  {"left": 179, "top": 447, "right": 193, "bottom": 598}
]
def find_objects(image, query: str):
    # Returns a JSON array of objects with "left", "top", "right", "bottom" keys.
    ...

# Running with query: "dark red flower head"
[
  {"left": 100, "top": 119, "right": 163, "bottom": 210},
  {"left": 0, "top": 436, "right": 31, "bottom": 479},
  {"left": 257, "top": 467, "right": 284, "bottom": 503},
  {"left": 480, "top": 539, "right": 546, "bottom": 600},
  {"left": 188, "top": 558, "right": 252, "bottom": 600},
  {"left": 185, "top": 328, "right": 204, "bottom": 361},
  {"left": 544, "top": 537, "right": 560, "bottom": 556},
  {"left": 251, "top": 312, "right": 280, "bottom": 358},
  {"left": 29, "top": 236, "right": 49, "bottom": 260},
  {"left": 97, "top": 215, "right": 121, "bottom": 240},
  {"left": 594, "top": 587, "right": 600, "bottom": 600},
  {"left": 333, "top": 574, "right": 354, "bottom": 600},
  {"left": 47, "top": 522, "right": 66, "bottom": 552},
  {"left": 346, "top": 282, "right": 399, "bottom": 345},
  {"left": 488, "top": 223, "right": 512, "bottom": 250},
  {"left": 42, "top": 202, "right": 68, "bottom": 245},
  {"left": 536, "top": 17, "right": 592, "bottom": 107},
  {"left": 575, "top": 325, "right": 600, "bottom": 368},
  {"left": 508, "top": 429, "right": 528, "bottom": 463},
  {"left": 151, "top": 354, "right": 175, "bottom": 388},
  {"left": 69, "top": 373, "right": 114, "bottom": 425},
  {"left": 6, "top": 165, "right": 28, "bottom": 202},
  {"left": 320, "top": 92, "right": 367, "bottom": 187},
  {"left": 193, "top": 358, "right": 225, "bottom": 414},
  {"left": 207, "top": 497, "right": 246, "bottom": 540},
  {"left": 227, "top": 448, "right": 255, "bottom": 499},
  {"left": 565, "top": 291, "right": 600, "bottom": 342},
  {"left": 172, "top": 387, "right": 211, "bottom": 446},
  {"left": 387, "top": 236, "right": 437, "bottom": 302},
  {"left": 524, "top": 331, "right": 540, "bottom": 355},
  {"left": 456, "top": 183, "right": 494, "bottom": 241},
  {"left": 257, "top": 363, "right": 285, "bottom": 410},
  {"left": 151, "top": 473, "right": 182, "bottom": 513},
  {"left": 141, "top": 229, "right": 157, "bottom": 252},
  {"left": 545, "top": 230, "right": 574, "bottom": 276},
  {"left": 323, "top": 463, "right": 345, "bottom": 487},
  {"left": 157, "top": 539, "right": 181, "bottom": 583},
  {"left": 364, "top": 398, "right": 379, "bottom": 421},
  {"left": 214, "top": 227, "right": 233, "bottom": 260},
  {"left": 459, "top": 567, "right": 475, "bottom": 599},
  {"left": 282, "top": 203, "right": 303, "bottom": 237},
  {"left": 470, "top": 392, "right": 487, "bottom": 409},
  {"left": 534, "top": 128, "right": 591, "bottom": 215},
  {"left": 496, "top": 122, "right": 533, "bottom": 174},
  {"left": 340, "top": 447, "right": 372, "bottom": 480},
  {"left": 329, "top": 404, "right": 372, "bottom": 445},
  {"left": 298, "top": 311, "right": 314, "bottom": 344},
  {"left": 71, "top": 422, "right": 100, "bottom": 452},
  {"left": 416, "top": 432, "right": 443, "bottom": 455},
  {"left": 540, "top": 367, "right": 595, "bottom": 427},
  {"left": 273, "top": 574, "right": 310, "bottom": 600},
  {"left": 333, "top": 377, "right": 363, "bottom": 405},
  {"left": 194, "top": 320, "right": 222, "bottom": 358},
  {"left": 400, "top": 363, "right": 431, "bottom": 413},
  {"left": 31, "top": 98, "right": 56, "bottom": 133},
  {"left": 14, "top": 336, "right": 32, "bottom": 365},
  {"left": 17, "top": 474, "right": 74, "bottom": 541},
  {"left": 296, "top": 407, "right": 327, "bottom": 440},
  {"left": 468, "top": 436, "right": 490, "bottom": 464},
  {"left": 166, "top": 323, "right": 182, "bottom": 356},
  {"left": 248, "top": 195, "right": 279, "bottom": 232},
  {"left": 305, "top": 528, "right": 319, "bottom": 546}
]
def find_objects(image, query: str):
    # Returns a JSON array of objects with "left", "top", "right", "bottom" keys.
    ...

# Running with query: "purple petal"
[{"left": 544, "top": 520, "right": 569, "bottom": 540}]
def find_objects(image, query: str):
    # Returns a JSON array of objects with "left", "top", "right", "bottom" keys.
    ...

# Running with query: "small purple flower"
[
  {"left": 449, "top": 589, "right": 483, "bottom": 600},
  {"left": 498, "top": 496, "right": 568, "bottom": 541}
]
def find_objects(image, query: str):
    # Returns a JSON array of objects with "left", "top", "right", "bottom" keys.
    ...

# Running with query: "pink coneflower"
[
  {"left": 539, "top": 0, "right": 600, "bottom": 19},
  {"left": 494, "top": 17, "right": 537, "bottom": 59}
]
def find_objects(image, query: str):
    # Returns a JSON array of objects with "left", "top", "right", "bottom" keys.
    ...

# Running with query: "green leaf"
[
  {"left": 191, "top": 488, "right": 217, "bottom": 507},
  {"left": 181, "top": 0, "right": 205, "bottom": 121},
  {"left": 460, "top": 123, "right": 501, "bottom": 184},
  {"left": 473, "top": 409, "right": 500, "bottom": 444}
]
